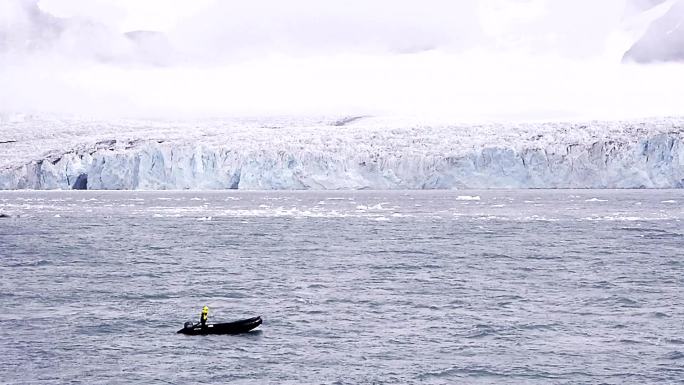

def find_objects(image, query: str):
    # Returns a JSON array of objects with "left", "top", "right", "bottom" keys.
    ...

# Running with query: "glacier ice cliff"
[{"left": 0, "top": 116, "right": 683, "bottom": 190}]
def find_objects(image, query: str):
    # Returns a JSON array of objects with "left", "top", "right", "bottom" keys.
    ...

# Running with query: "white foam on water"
[
  {"left": 582, "top": 215, "right": 668, "bottom": 221},
  {"left": 371, "top": 216, "right": 390, "bottom": 221},
  {"left": 476, "top": 215, "right": 503, "bottom": 221},
  {"left": 456, "top": 195, "right": 481, "bottom": 201},
  {"left": 524, "top": 215, "right": 558, "bottom": 222},
  {"left": 368, "top": 203, "right": 389, "bottom": 210},
  {"left": 391, "top": 213, "right": 412, "bottom": 218},
  {"left": 585, "top": 198, "right": 608, "bottom": 202}
]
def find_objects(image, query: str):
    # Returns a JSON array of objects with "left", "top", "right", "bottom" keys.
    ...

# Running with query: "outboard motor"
[{"left": 184, "top": 321, "right": 194, "bottom": 329}]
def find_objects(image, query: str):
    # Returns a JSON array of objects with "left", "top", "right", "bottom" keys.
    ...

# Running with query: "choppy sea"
[{"left": 1, "top": 190, "right": 683, "bottom": 384}]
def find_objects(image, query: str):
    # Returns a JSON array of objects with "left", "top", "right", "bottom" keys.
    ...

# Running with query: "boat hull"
[{"left": 177, "top": 316, "right": 262, "bottom": 335}]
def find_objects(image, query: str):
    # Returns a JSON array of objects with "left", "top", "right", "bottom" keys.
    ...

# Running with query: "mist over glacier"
[{"left": 1, "top": 0, "right": 683, "bottom": 189}]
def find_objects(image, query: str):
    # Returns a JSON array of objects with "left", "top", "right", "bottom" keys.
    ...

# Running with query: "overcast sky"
[{"left": 0, "top": 0, "right": 682, "bottom": 120}]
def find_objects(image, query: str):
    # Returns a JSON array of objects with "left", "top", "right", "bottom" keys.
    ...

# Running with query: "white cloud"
[{"left": 1, "top": 0, "right": 683, "bottom": 120}]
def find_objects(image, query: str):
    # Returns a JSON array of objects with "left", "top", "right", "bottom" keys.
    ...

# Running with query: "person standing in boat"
[{"left": 200, "top": 306, "right": 209, "bottom": 328}]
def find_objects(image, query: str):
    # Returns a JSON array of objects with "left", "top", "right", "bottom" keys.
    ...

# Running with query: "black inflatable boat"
[{"left": 177, "top": 316, "right": 262, "bottom": 335}]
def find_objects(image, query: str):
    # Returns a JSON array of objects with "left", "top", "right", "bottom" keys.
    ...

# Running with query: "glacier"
[{"left": 0, "top": 115, "right": 683, "bottom": 190}]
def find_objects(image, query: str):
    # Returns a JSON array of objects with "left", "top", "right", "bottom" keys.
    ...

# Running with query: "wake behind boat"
[{"left": 177, "top": 316, "right": 262, "bottom": 335}]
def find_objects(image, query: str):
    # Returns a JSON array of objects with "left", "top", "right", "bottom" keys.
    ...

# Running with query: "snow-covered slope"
[{"left": 0, "top": 116, "right": 683, "bottom": 190}]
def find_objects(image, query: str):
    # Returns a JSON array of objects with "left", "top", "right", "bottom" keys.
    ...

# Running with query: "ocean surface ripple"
[{"left": 1, "top": 190, "right": 683, "bottom": 384}]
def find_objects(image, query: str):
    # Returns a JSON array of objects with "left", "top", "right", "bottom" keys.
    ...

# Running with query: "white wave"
[
  {"left": 582, "top": 215, "right": 667, "bottom": 221},
  {"left": 391, "top": 213, "right": 412, "bottom": 218},
  {"left": 456, "top": 195, "right": 481, "bottom": 201}
]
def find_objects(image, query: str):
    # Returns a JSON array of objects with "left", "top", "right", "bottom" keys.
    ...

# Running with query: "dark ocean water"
[{"left": 1, "top": 190, "right": 683, "bottom": 384}]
